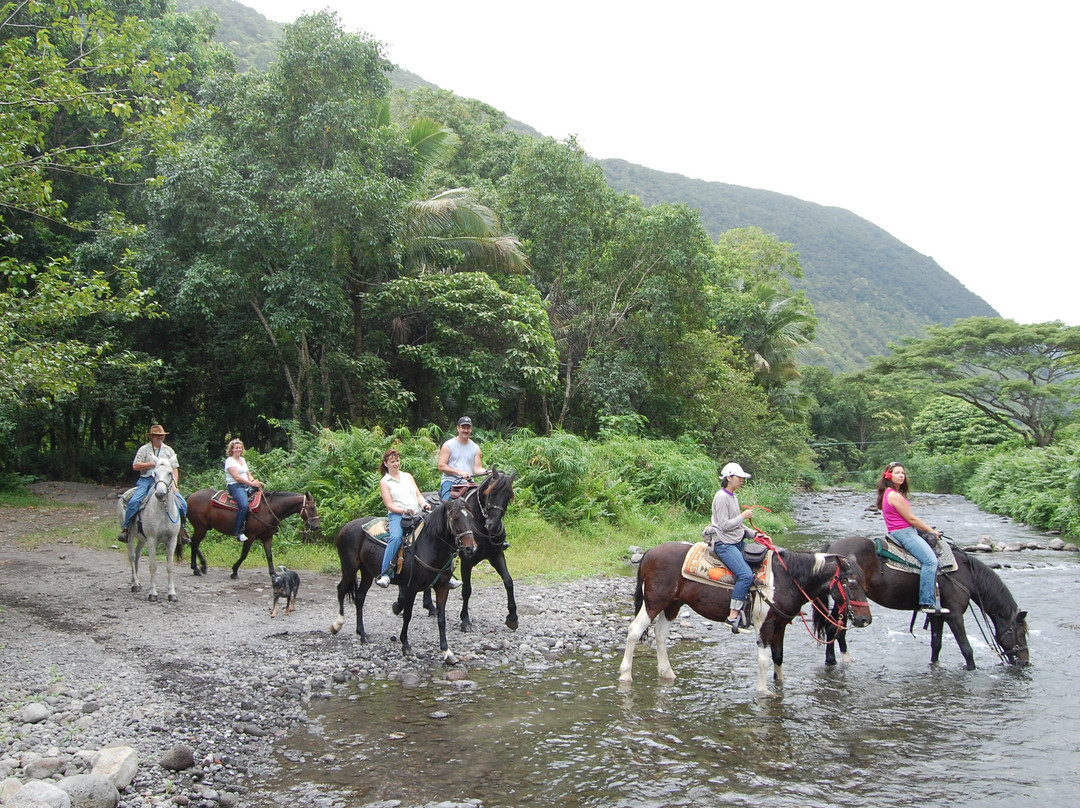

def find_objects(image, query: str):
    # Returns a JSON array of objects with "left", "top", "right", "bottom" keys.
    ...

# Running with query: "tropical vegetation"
[{"left": 3, "top": 2, "right": 1078, "bottom": 545}]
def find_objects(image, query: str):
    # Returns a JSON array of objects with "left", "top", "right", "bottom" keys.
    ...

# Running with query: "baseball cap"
[
  {"left": 721, "top": 462, "right": 751, "bottom": 479},
  {"left": 457, "top": 416, "right": 472, "bottom": 426}
]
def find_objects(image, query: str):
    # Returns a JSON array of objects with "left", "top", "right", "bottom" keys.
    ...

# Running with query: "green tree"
[
  {"left": 0, "top": 0, "right": 195, "bottom": 404},
  {"left": 874, "top": 317, "right": 1080, "bottom": 447}
]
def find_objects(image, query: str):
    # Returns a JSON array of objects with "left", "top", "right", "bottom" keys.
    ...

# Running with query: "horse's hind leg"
[
  {"left": 128, "top": 539, "right": 142, "bottom": 593},
  {"left": 230, "top": 538, "right": 255, "bottom": 579},
  {"left": 618, "top": 605, "right": 654, "bottom": 684},
  {"left": 190, "top": 529, "right": 207, "bottom": 577},
  {"left": 653, "top": 611, "right": 677, "bottom": 682}
]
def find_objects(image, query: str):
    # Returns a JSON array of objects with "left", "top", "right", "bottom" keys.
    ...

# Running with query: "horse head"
[
  {"left": 446, "top": 497, "right": 478, "bottom": 558},
  {"left": 995, "top": 610, "right": 1030, "bottom": 666},
  {"left": 300, "top": 492, "right": 321, "bottom": 538},
  {"left": 478, "top": 467, "right": 515, "bottom": 536},
  {"left": 152, "top": 459, "right": 175, "bottom": 502},
  {"left": 831, "top": 554, "right": 873, "bottom": 629}
]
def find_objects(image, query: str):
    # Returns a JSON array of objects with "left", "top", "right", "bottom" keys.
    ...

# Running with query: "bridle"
[{"left": 152, "top": 467, "right": 181, "bottom": 524}]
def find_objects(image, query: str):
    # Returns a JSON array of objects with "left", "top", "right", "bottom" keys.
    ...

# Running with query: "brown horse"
[
  {"left": 330, "top": 498, "right": 477, "bottom": 662},
  {"left": 183, "top": 489, "right": 320, "bottom": 579},
  {"left": 813, "top": 535, "right": 1029, "bottom": 669},
  {"left": 618, "top": 541, "right": 872, "bottom": 695}
]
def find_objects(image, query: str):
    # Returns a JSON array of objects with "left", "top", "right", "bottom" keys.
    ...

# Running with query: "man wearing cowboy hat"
[{"left": 118, "top": 424, "right": 187, "bottom": 543}]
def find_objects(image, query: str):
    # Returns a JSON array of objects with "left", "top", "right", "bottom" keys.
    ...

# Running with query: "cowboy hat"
[{"left": 148, "top": 424, "right": 169, "bottom": 436}]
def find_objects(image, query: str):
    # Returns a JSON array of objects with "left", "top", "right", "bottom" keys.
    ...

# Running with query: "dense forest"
[{"left": 4, "top": 1, "right": 1079, "bottom": 541}]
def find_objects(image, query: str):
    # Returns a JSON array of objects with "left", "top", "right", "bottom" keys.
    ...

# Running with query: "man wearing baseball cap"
[
  {"left": 437, "top": 416, "right": 487, "bottom": 501},
  {"left": 118, "top": 424, "right": 187, "bottom": 543},
  {"left": 702, "top": 461, "right": 757, "bottom": 633}
]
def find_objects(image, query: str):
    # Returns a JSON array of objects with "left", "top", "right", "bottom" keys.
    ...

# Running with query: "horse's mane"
[
  {"left": 776, "top": 548, "right": 822, "bottom": 581},
  {"left": 959, "top": 549, "right": 1019, "bottom": 617},
  {"left": 483, "top": 469, "right": 514, "bottom": 500}
]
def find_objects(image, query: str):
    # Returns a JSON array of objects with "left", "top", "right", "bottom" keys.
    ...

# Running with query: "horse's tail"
[{"left": 633, "top": 556, "right": 649, "bottom": 641}]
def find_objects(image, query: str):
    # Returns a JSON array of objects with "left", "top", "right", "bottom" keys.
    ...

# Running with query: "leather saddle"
[
  {"left": 682, "top": 541, "right": 770, "bottom": 588},
  {"left": 210, "top": 489, "right": 263, "bottom": 512}
]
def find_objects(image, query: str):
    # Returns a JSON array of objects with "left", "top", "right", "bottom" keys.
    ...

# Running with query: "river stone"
[
  {"left": 20, "top": 703, "right": 51, "bottom": 724},
  {"left": 159, "top": 745, "right": 195, "bottom": 771},
  {"left": 55, "top": 773, "right": 119, "bottom": 808},
  {"left": 23, "top": 757, "right": 67, "bottom": 780},
  {"left": 89, "top": 746, "right": 137, "bottom": 790},
  {"left": 7, "top": 780, "right": 72, "bottom": 808},
  {"left": 2, "top": 778, "right": 23, "bottom": 803},
  {"left": 1049, "top": 538, "right": 1065, "bottom": 550}
]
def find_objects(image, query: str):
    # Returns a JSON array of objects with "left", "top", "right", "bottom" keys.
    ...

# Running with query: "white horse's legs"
[
  {"left": 619, "top": 606, "right": 654, "bottom": 683},
  {"left": 128, "top": 537, "right": 143, "bottom": 593},
  {"left": 146, "top": 536, "right": 159, "bottom": 602},
  {"left": 654, "top": 612, "right": 676, "bottom": 682}
]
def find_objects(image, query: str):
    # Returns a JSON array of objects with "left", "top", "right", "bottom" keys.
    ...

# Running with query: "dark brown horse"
[
  {"left": 418, "top": 468, "right": 519, "bottom": 630},
  {"left": 330, "top": 498, "right": 477, "bottom": 662},
  {"left": 183, "top": 489, "right": 320, "bottom": 579},
  {"left": 618, "top": 541, "right": 872, "bottom": 695},
  {"left": 813, "top": 535, "right": 1029, "bottom": 670}
]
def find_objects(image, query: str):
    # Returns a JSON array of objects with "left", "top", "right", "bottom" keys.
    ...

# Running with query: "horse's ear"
[
  {"left": 1016, "top": 610, "right": 1028, "bottom": 622},
  {"left": 509, "top": 470, "right": 516, "bottom": 482}
]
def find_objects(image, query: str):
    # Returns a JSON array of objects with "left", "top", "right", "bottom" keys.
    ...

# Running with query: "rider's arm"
[
  {"left": 472, "top": 447, "right": 486, "bottom": 476},
  {"left": 887, "top": 490, "right": 939, "bottom": 536},
  {"left": 436, "top": 442, "right": 456, "bottom": 475},
  {"left": 379, "top": 479, "right": 402, "bottom": 514}
]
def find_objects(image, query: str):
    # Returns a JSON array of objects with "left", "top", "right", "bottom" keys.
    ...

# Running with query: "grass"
[{"left": 6, "top": 490, "right": 797, "bottom": 584}]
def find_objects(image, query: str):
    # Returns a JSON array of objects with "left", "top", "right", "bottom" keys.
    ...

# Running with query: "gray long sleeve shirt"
[{"left": 704, "top": 488, "right": 755, "bottom": 546}]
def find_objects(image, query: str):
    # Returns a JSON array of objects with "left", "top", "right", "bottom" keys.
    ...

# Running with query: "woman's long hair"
[
  {"left": 379, "top": 449, "right": 400, "bottom": 477},
  {"left": 875, "top": 462, "right": 910, "bottom": 509}
]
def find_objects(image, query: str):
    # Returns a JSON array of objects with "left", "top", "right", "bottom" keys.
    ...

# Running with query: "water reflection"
[{"left": 259, "top": 497, "right": 1080, "bottom": 808}]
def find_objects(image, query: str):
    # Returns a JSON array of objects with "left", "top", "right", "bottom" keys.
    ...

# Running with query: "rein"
[
  {"left": 154, "top": 470, "right": 181, "bottom": 525},
  {"left": 751, "top": 524, "right": 866, "bottom": 637}
]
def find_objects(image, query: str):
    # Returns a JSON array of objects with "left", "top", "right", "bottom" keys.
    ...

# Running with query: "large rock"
[
  {"left": 23, "top": 757, "right": 67, "bottom": 780},
  {"left": 6, "top": 780, "right": 72, "bottom": 808},
  {"left": 88, "top": 746, "right": 137, "bottom": 791},
  {"left": 1, "top": 778, "right": 23, "bottom": 803},
  {"left": 158, "top": 745, "right": 195, "bottom": 772},
  {"left": 19, "top": 704, "right": 51, "bottom": 724},
  {"left": 55, "top": 774, "right": 118, "bottom": 808}
]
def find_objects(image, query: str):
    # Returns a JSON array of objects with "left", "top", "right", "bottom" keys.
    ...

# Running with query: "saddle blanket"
[
  {"left": 878, "top": 533, "right": 958, "bottom": 574},
  {"left": 681, "top": 542, "right": 771, "bottom": 589},
  {"left": 210, "top": 489, "right": 263, "bottom": 512},
  {"left": 359, "top": 515, "right": 427, "bottom": 547}
]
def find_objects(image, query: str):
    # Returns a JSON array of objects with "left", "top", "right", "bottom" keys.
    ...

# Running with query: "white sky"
[{"left": 237, "top": 1, "right": 1079, "bottom": 326}]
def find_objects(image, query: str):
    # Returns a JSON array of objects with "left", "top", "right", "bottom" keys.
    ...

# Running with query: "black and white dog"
[{"left": 270, "top": 567, "right": 300, "bottom": 618}]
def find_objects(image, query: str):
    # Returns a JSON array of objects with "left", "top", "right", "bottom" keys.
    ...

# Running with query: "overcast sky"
[{"left": 237, "top": 1, "right": 1078, "bottom": 327}]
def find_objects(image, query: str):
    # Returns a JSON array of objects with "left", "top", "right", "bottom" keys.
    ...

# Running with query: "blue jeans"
[
  {"left": 892, "top": 526, "right": 939, "bottom": 606},
  {"left": 123, "top": 476, "right": 154, "bottom": 526},
  {"left": 228, "top": 483, "right": 250, "bottom": 536},
  {"left": 380, "top": 512, "right": 405, "bottom": 578},
  {"left": 125, "top": 477, "right": 188, "bottom": 526},
  {"left": 712, "top": 540, "right": 754, "bottom": 604}
]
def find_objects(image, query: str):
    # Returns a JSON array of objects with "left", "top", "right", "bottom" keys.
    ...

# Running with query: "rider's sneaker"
[
  {"left": 919, "top": 604, "right": 950, "bottom": 615},
  {"left": 448, "top": 577, "right": 462, "bottom": 589},
  {"left": 375, "top": 574, "right": 391, "bottom": 588},
  {"left": 236, "top": 533, "right": 248, "bottom": 543},
  {"left": 178, "top": 526, "right": 190, "bottom": 542},
  {"left": 501, "top": 541, "right": 511, "bottom": 550}
]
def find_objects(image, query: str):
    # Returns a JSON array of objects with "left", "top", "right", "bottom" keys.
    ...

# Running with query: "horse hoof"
[
  {"left": 391, "top": 601, "right": 403, "bottom": 616},
  {"left": 460, "top": 621, "right": 474, "bottom": 633},
  {"left": 230, "top": 572, "right": 239, "bottom": 580},
  {"left": 330, "top": 616, "right": 345, "bottom": 635},
  {"left": 131, "top": 585, "right": 142, "bottom": 593},
  {"left": 191, "top": 568, "right": 202, "bottom": 577},
  {"left": 148, "top": 593, "right": 158, "bottom": 602},
  {"left": 505, "top": 616, "right": 519, "bottom": 631},
  {"left": 168, "top": 594, "right": 178, "bottom": 603},
  {"left": 443, "top": 651, "right": 459, "bottom": 666}
]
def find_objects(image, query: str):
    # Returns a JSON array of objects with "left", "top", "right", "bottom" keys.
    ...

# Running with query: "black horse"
[
  {"left": 813, "top": 536, "right": 1029, "bottom": 669},
  {"left": 183, "top": 489, "right": 320, "bottom": 579},
  {"left": 618, "top": 541, "right": 872, "bottom": 695},
  {"left": 330, "top": 498, "right": 477, "bottom": 661},
  {"left": 418, "top": 468, "right": 518, "bottom": 631}
]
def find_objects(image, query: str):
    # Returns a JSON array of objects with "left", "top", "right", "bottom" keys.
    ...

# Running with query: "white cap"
[{"left": 721, "top": 462, "right": 751, "bottom": 479}]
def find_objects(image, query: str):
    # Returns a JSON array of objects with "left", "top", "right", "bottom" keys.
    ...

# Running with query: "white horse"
[{"left": 117, "top": 458, "right": 182, "bottom": 602}]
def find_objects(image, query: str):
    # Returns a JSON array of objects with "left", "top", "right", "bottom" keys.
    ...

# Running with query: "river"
[{"left": 257, "top": 491, "right": 1079, "bottom": 808}]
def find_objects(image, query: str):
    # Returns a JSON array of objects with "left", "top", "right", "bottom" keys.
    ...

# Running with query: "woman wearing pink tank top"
[{"left": 876, "top": 462, "right": 948, "bottom": 614}]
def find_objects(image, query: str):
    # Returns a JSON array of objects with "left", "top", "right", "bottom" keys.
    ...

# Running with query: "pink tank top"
[{"left": 881, "top": 490, "right": 913, "bottom": 532}]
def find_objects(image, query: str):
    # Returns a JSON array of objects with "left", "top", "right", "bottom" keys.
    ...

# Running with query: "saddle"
[
  {"left": 681, "top": 541, "right": 771, "bottom": 589},
  {"left": 210, "top": 489, "right": 263, "bottom": 512},
  {"left": 878, "top": 533, "right": 958, "bottom": 574},
  {"left": 449, "top": 482, "right": 477, "bottom": 500},
  {"left": 360, "top": 514, "right": 427, "bottom": 574}
]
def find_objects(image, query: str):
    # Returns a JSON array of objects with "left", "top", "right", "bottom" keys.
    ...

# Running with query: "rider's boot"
[{"left": 117, "top": 522, "right": 130, "bottom": 543}]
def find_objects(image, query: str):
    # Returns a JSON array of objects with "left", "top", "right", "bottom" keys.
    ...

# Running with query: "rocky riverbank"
[{"left": 0, "top": 485, "right": 640, "bottom": 808}]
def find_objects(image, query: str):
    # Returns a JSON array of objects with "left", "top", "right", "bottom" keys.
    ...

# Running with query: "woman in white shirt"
[
  {"left": 375, "top": 449, "right": 432, "bottom": 588},
  {"left": 225, "top": 439, "right": 263, "bottom": 542}
]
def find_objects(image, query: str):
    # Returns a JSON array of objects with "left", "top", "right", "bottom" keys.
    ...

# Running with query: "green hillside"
[
  {"left": 179, "top": 0, "right": 998, "bottom": 372},
  {"left": 597, "top": 160, "right": 998, "bottom": 371}
]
